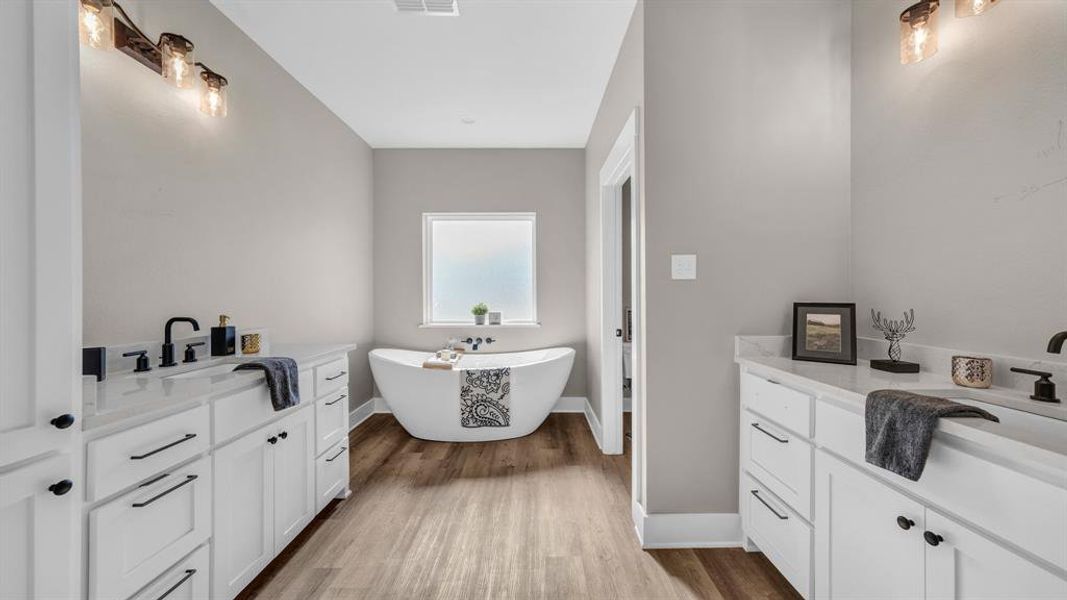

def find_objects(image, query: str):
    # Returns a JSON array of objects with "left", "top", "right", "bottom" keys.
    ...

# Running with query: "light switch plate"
[{"left": 671, "top": 254, "right": 697, "bottom": 280}]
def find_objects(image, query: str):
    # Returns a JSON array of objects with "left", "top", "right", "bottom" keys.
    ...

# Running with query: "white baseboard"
[
  {"left": 632, "top": 501, "right": 742, "bottom": 549},
  {"left": 553, "top": 396, "right": 587, "bottom": 412},
  {"left": 583, "top": 398, "right": 603, "bottom": 451},
  {"left": 348, "top": 399, "right": 377, "bottom": 432}
]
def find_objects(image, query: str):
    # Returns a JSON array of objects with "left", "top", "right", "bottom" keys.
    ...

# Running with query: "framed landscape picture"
[{"left": 792, "top": 302, "right": 856, "bottom": 365}]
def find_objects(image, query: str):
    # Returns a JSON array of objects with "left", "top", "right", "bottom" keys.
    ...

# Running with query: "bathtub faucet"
[{"left": 464, "top": 336, "right": 495, "bottom": 351}]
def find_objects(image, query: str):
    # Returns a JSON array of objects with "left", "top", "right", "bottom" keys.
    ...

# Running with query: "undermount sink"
[{"left": 163, "top": 363, "right": 242, "bottom": 380}]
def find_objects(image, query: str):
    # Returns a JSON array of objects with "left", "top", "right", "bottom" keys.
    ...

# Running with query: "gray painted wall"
[
  {"left": 585, "top": 1, "right": 644, "bottom": 424},
  {"left": 851, "top": 0, "right": 1067, "bottom": 359},
  {"left": 373, "top": 149, "right": 588, "bottom": 397},
  {"left": 81, "top": 0, "right": 375, "bottom": 409},
  {"left": 642, "top": 0, "right": 852, "bottom": 513}
]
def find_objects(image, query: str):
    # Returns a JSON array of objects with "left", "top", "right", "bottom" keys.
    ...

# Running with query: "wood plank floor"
[{"left": 238, "top": 413, "right": 800, "bottom": 600}]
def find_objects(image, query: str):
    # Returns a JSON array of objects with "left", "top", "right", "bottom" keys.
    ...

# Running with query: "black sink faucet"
[
  {"left": 161, "top": 317, "right": 200, "bottom": 367},
  {"left": 1048, "top": 331, "right": 1067, "bottom": 354}
]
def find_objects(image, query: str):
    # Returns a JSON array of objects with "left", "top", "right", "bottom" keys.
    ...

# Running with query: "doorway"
[{"left": 596, "top": 109, "right": 643, "bottom": 518}]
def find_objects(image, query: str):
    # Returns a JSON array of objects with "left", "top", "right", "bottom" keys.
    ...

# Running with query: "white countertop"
[
  {"left": 82, "top": 343, "right": 357, "bottom": 431},
  {"left": 735, "top": 349, "right": 1067, "bottom": 475}
]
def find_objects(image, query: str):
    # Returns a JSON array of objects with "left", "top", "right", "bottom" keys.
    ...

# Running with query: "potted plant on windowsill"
[{"left": 471, "top": 302, "right": 489, "bottom": 326}]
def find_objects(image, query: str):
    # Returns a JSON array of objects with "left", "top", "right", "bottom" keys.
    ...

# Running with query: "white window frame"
[{"left": 421, "top": 212, "right": 539, "bottom": 327}]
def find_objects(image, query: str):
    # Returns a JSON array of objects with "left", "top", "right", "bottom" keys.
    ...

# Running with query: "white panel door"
[
  {"left": 273, "top": 407, "right": 315, "bottom": 554},
  {"left": 213, "top": 424, "right": 275, "bottom": 600},
  {"left": 0, "top": 0, "right": 80, "bottom": 469},
  {"left": 814, "top": 451, "right": 925, "bottom": 599},
  {"left": 925, "top": 509, "right": 1067, "bottom": 599},
  {"left": 0, "top": 454, "right": 77, "bottom": 600}
]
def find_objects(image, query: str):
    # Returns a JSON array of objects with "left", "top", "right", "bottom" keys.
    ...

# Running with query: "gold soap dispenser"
[{"left": 211, "top": 314, "right": 237, "bottom": 356}]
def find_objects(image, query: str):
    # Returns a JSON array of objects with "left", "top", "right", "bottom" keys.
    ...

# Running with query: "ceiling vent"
[{"left": 394, "top": 0, "right": 459, "bottom": 16}]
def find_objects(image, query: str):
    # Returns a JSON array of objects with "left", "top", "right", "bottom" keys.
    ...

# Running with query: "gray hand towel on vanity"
[
  {"left": 233, "top": 357, "right": 300, "bottom": 411},
  {"left": 865, "top": 389, "right": 998, "bottom": 481}
]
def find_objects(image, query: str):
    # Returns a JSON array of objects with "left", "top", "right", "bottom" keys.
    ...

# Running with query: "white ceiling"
[{"left": 211, "top": 0, "right": 637, "bottom": 148}]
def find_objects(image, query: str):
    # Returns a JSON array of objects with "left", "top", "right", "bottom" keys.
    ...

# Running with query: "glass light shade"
[
  {"left": 956, "top": 0, "right": 999, "bottom": 17},
  {"left": 199, "top": 74, "right": 228, "bottom": 117},
  {"left": 160, "top": 34, "right": 195, "bottom": 89},
  {"left": 900, "top": 1, "right": 939, "bottom": 65},
  {"left": 78, "top": 0, "right": 114, "bottom": 50}
]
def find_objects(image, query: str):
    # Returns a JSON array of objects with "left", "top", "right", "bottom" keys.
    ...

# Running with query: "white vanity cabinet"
[
  {"left": 213, "top": 402, "right": 318, "bottom": 600},
  {"left": 738, "top": 362, "right": 1067, "bottom": 600}
]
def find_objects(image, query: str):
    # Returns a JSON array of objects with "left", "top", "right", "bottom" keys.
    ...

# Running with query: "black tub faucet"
[
  {"left": 1048, "top": 331, "right": 1067, "bottom": 354},
  {"left": 161, "top": 317, "right": 200, "bottom": 367}
]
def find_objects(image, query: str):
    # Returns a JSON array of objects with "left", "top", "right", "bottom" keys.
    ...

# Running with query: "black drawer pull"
[
  {"left": 750, "top": 489, "right": 788, "bottom": 520},
  {"left": 278, "top": 431, "right": 288, "bottom": 440},
  {"left": 51, "top": 413, "right": 76, "bottom": 429},
  {"left": 48, "top": 479, "right": 74, "bottom": 496},
  {"left": 751, "top": 422, "right": 789, "bottom": 443},
  {"left": 896, "top": 515, "right": 915, "bottom": 530},
  {"left": 325, "top": 371, "right": 347, "bottom": 381},
  {"left": 132, "top": 474, "right": 198, "bottom": 508},
  {"left": 155, "top": 569, "right": 197, "bottom": 600},
  {"left": 130, "top": 433, "right": 197, "bottom": 460},
  {"left": 924, "top": 531, "right": 944, "bottom": 547},
  {"left": 325, "top": 394, "right": 347, "bottom": 406},
  {"left": 326, "top": 446, "right": 347, "bottom": 462}
]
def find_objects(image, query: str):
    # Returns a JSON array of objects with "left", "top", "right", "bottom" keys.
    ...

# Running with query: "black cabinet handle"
[
  {"left": 48, "top": 479, "right": 74, "bottom": 496},
  {"left": 896, "top": 516, "right": 915, "bottom": 530},
  {"left": 750, "top": 489, "right": 788, "bottom": 520},
  {"left": 278, "top": 431, "right": 288, "bottom": 439},
  {"left": 325, "top": 371, "right": 347, "bottom": 381},
  {"left": 132, "top": 474, "right": 197, "bottom": 508},
  {"left": 325, "top": 394, "right": 347, "bottom": 406},
  {"left": 751, "top": 422, "right": 789, "bottom": 443},
  {"left": 130, "top": 433, "right": 197, "bottom": 460},
  {"left": 924, "top": 531, "right": 944, "bottom": 546},
  {"left": 326, "top": 446, "right": 347, "bottom": 462},
  {"left": 155, "top": 569, "right": 196, "bottom": 600},
  {"left": 267, "top": 436, "right": 278, "bottom": 445},
  {"left": 50, "top": 414, "right": 76, "bottom": 429}
]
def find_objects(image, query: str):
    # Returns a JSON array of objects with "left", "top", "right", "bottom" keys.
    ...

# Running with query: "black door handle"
[
  {"left": 325, "top": 371, "right": 347, "bottom": 381},
  {"left": 616, "top": 329, "right": 623, "bottom": 337},
  {"left": 750, "top": 489, "right": 788, "bottom": 520},
  {"left": 751, "top": 422, "right": 789, "bottom": 443},
  {"left": 325, "top": 394, "right": 347, "bottom": 406},
  {"left": 896, "top": 516, "right": 915, "bottom": 530},
  {"left": 130, "top": 433, "right": 197, "bottom": 460},
  {"left": 48, "top": 479, "right": 74, "bottom": 496},
  {"left": 267, "top": 436, "right": 278, "bottom": 445},
  {"left": 155, "top": 569, "right": 197, "bottom": 600},
  {"left": 924, "top": 531, "right": 944, "bottom": 546},
  {"left": 50, "top": 414, "right": 76, "bottom": 429},
  {"left": 278, "top": 431, "right": 288, "bottom": 439}
]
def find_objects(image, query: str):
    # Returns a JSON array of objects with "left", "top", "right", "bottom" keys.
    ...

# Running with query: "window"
[{"left": 423, "top": 213, "right": 537, "bottom": 326}]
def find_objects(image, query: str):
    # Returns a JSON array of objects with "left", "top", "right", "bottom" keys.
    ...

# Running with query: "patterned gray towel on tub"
[
  {"left": 233, "top": 357, "right": 300, "bottom": 411},
  {"left": 865, "top": 389, "right": 998, "bottom": 481},
  {"left": 461, "top": 367, "right": 511, "bottom": 428}
]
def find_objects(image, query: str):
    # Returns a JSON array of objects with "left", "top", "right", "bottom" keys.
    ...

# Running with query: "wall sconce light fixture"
[
  {"left": 900, "top": 0, "right": 1001, "bottom": 65},
  {"left": 78, "top": 0, "right": 230, "bottom": 117},
  {"left": 900, "top": 1, "right": 939, "bottom": 65}
]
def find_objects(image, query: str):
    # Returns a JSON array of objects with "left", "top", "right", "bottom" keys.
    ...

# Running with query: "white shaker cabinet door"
[
  {"left": 213, "top": 424, "right": 275, "bottom": 600},
  {"left": 924, "top": 509, "right": 1067, "bottom": 599},
  {"left": 814, "top": 451, "right": 925, "bottom": 599},
  {"left": 273, "top": 407, "right": 316, "bottom": 555},
  {"left": 0, "top": 454, "right": 77, "bottom": 600}
]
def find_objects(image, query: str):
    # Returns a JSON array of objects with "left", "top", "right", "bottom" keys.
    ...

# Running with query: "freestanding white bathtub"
[{"left": 369, "top": 347, "right": 575, "bottom": 442}]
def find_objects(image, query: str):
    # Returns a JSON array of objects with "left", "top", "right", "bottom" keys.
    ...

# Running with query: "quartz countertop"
[
  {"left": 735, "top": 338, "right": 1067, "bottom": 475},
  {"left": 82, "top": 343, "right": 357, "bottom": 431}
]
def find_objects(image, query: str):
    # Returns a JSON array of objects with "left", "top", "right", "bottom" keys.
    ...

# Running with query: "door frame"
[{"left": 596, "top": 109, "right": 643, "bottom": 516}]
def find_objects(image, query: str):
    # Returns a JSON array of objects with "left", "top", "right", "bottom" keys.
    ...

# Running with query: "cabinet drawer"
[
  {"left": 90, "top": 457, "right": 211, "bottom": 600},
  {"left": 215, "top": 383, "right": 300, "bottom": 445},
  {"left": 87, "top": 405, "right": 210, "bottom": 502},
  {"left": 316, "top": 441, "right": 349, "bottom": 513},
  {"left": 742, "top": 372, "right": 812, "bottom": 438},
  {"left": 316, "top": 390, "right": 349, "bottom": 455},
  {"left": 743, "top": 410, "right": 813, "bottom": 520},
  {"left": 314, "top": 356, "right": 349, "bottom": 398},
  {"left": 744, "top": 474, "right": 811, "bottom": 598},
  {"left": 128, "top": 544, "right": 209, "bottom": 600}
]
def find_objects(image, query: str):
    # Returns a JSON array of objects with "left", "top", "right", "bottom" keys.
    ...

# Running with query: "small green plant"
[{"left": 471, "top": 302, "right": 489, "bottom": 316}]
